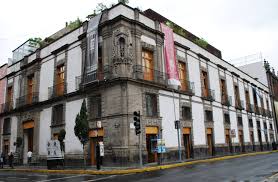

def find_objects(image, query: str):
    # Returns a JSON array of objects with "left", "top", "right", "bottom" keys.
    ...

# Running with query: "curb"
[{"left": 2, "top": 150, "right": 278, "bottom": 175}]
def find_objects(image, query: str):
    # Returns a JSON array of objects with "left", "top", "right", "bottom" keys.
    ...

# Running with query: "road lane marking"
[
  {"left": 7, "top": 177, "right": 29, "bottom": 180},
  {"left": 35, "top": 175, "right": 87, "bottom": 182},
  {"left": 82, "top": 175, "right": 117, "bottom": 182}
]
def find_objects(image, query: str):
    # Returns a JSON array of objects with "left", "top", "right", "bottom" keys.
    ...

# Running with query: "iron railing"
[
  {"left": 201, "top": 88, "right": 215, "bottom": 101},
  {"left": 255, "top": 105, "right": 260, "bottom": 115},
  {"left": 267, "top": 110, "right": 272, "bottom": 118},
  {"left": 16, "top": 92, "right": 39, "bottom": 108},
  {"left": 222, "top": 95, "right": 232, "bottom": 106},
  {"left": 179, "top": 79, "right": 195, "bottom": 95},
  {"left": 0, "top": 101, "right": 13, "bottom": 113},
  {"left": 261, "top": 108, "right": 267, "bottom": 117},
  {"left": 235, "top": 99, "right": 244, "bottom": 110},
  {"left": 133, "top": 65, "right": 167, "bottom": 85},
  {"left": 48, "top": 82, "right": 67, "bottom": 99}
]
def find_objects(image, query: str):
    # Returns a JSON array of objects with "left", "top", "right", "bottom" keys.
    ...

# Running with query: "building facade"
[{"left": 0, "top": 3, "right": 276, "bottom": 166}]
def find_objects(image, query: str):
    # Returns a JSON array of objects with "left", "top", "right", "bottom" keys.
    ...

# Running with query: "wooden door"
[
  {"left": 3, "top": 140, "right": 9, "bottom": 156},
  {"left": 146, "top": 134, "right": 157, "bottom": 163},
  {"left": 184, "top": 134, "right": 191, "bottom": 159},
  {"left": 207, "top": 134, "right": 213, "bottom": 155},
  {"left": 258, "top": 130, "right": 263, "bottom": 151},
  {"left": 245, "top": 91, "right": 250, "bottom": 110},
  {"left": 56, "top": 65, "right": 65, "bottom": 96},
  {"left": 220, "top": 79, "right": 227, "bottom": 103},
  {"left": 178, "top": 62, "right": 187, "bottom": 91},
  {"left": 250, "top": 131, "right": 255, "bottom": 151},
  {"left": 238, "top": 130, "right": 245, "bottom": 152},
  {"left": 27, "top": 75, "right": 34, "bottom": 104},
  {"left": 90, "top": 138, "right": 97, "bottom": 165},
  {"left": 225, "top": 129, "right": 232, "bottom": 153},
  {"left": 201, "top": 71, "right": 208, "bottom": 97},
  {"left": 28, "top": 128, "right": 34, "bottom": 152},
  {"left": 143, "top": 50, "right": 154, "bottom": 81}
]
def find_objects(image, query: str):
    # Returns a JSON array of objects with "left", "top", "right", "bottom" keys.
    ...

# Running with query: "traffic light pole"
[{"left": 139, "top": 129, "right": 143, "bottom": 168}]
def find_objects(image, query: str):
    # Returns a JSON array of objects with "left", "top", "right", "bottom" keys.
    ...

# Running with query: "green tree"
[
  {"left": 118, "top": 0, "right": 129, "bottom": 4},
  {"left": 74, "top": 99, "right": 89, "bottom": 169}
]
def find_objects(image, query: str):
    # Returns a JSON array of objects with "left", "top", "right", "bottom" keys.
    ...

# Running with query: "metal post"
[
  {"left": 177, "top": 126, "right": 182, "bottom": 162},
  {"left": 139, "top": 114, "right": 143, "bottom": 168},
  {"left": 172, "top": 90, "right": 182, "bottom": 162}
]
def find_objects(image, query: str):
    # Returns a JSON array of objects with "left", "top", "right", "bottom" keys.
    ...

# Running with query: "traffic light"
[{"left": 133, "top": 111, "right": 141, "bottom": 135}]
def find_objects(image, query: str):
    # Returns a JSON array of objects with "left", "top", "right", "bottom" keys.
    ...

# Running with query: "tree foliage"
[
  {"left": 118, "top": 0, "right": 129, "bottom": 4},
  {"left": 74, "top": 99, "right": 89, "bottom": 146},
  {"left": 28, "top": 37, "right": 42, "bottom": 47},
  {"left": 67, "top": 17, "right": 82, "bottom": 30}
]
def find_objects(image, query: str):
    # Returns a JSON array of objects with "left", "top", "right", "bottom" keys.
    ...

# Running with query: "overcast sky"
[{"left": 0, "top": 0, "right": 277, "bottom": 70}]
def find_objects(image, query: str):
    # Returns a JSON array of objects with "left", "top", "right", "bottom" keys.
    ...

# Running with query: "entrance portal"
[{"left": 183, "top": 127, "right": 192, "bottom": 159}]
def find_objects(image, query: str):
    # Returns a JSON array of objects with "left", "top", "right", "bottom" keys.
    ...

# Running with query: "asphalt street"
[{"left": 0, "top": 153, "right": 278, "bottom": 182}]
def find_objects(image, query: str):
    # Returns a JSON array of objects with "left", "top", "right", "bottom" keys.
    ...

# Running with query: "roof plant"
[{"left": 194, "top": 38, "right": 208, "bottom": 49}]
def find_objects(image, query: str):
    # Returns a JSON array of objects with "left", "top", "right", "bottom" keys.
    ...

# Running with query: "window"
[
  {"left": 220, "top": 79, "right": 227, "bottom": 103},
  {"left": 90, "top": 96, "right": 102, "bottom": 119},
  {"left": 178, "top": 61, "right": 187, "bottom": 91},
  {"left": 142, "top": 50, "right": 154, "bottom": 81},
  {"left": 266, "top": 99, "right": 270, "bottom": 111},
  {"left": 234, "top": 85, "right": 240, "bottom": 107},
  {"left": 182, "top": 106, "right": 191, "bottom": 120},
  {"left": 56, "top": 64, "right": 65, "bottom": 96},
  {"left": 249, "top": 118, "right": 253, "bottom": 128},
  {"left": 270, "top": 123, "right": 273, "bottom": 130},
  {"left": 263, "top": 122, "right": 267, "bottom": 130},
  {"left": 3, "top": 118, "right": 11, "bottom": 135},
  {"left": 205, "top": 110, "right": 213, "bottom": 122},
  {"left": 253, "top": 88, "right": 258, "bottom": 106},
  {"left": 245, "top": 90, "right": 250, "bottom": 110},
  {"left": 52, "top": 104, "right": 64, "bottom": 126},
  {"left": 146, "top": 94, "right": 157, "bottom": 117},
  {"left": 27, "top": 74, "right": 34, "bottom": 104},
  {"left": 201, "top": 71, "right": 209, "bottom": 97},
  {"left": 256, "top": 120, "right": 261, "bottom": 129},
  {"left": 237, "top": 116, "right": 243, "bottom": 126},
  {"left": 7, "top": 86, "right": 13, "bottom": 104},
  {"left": 119, "top": 37, "right": 125, "bottom": 58},
  {"left": 224, "top": 113, "right": 230, "bottom": 124}
]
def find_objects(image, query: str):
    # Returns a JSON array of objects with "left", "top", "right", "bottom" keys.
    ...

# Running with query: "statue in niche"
[{"left": 112, "top": 27, "right": 133, "bottom": 76}]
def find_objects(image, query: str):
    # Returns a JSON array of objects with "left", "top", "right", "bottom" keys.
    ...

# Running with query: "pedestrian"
[
  {"left": 8, "top": 152, "right": 14, "bottom": 169},
  {"left": 0, "top": 153, "right": 4, "bottom": 168},
  {"left": 27, "top": 150, "right": 32, "bottom": 165}
]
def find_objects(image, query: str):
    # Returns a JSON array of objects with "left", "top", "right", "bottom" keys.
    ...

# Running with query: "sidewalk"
[{"left": 1, "top": 150, "right": 277, "bottom": 175}]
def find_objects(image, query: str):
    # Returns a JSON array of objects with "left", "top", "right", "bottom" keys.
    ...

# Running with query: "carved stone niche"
[{"left": 112, "top": 27, "right": 133, "bottom": 78}]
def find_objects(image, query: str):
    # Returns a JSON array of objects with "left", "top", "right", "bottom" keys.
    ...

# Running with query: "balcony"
[
  {"left": 179, "top": 79, "right": 195, "bottom": 95},
  {"left": 48, "top": 82, "right": 67, "bottom": 99},
  {"left": 133, "top": 65, "right": 167, "bottom": 85},
  {"left": 0, "top": 101, "right": 13, "bottom": 113},
  {"left": 201, "top": 88, "right": 215, "bottom": 101},
  {"left": 235, "top": 100, "right": 244, "bottom": 110},
  {"left": 246, "top": 103, "right": 254, "bottom": 113},
  {"left": 16, "top": 93, "right": 39, "bottom": 108},
  {"left": 221, "top": 95, "right": 232, "bottom": 107},
  {"left": 267, "top": 110, "right": 272, "bottom": 118},
  {"left": 255, "top": 105, "right": 260, "bottom": 115},
  {"left": 261, "top": 108, "right": 267, "bottom": 117}
]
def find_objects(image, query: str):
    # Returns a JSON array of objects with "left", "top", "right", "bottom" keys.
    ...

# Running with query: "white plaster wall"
[
  {"left": 242, "top": 114, "right": 250, "bottom": 142},
  {"left": 10, "top": 116, "right": 18, "bottom": 153},
  {"left": 159, "top": 91, "right": 180, "bottom": 148},
  {"left": 67, "top": 44, "right": 82, "bottom": 93},
  {"left": 213, "top": 106, "right": 225, "bottom": 144},
  {"left": 39, "top": 58, "right": 54, "bottom": 101},
  {"left": 39, "top": 108, "right": 52, "bottom": 155},
  {"left": 13, "top": 76, "right": 20, "bottom": 108},
  {"left": 238, "top": 80, "right": 245, "bottom": 107},
  {"left": 259, "top": 119, "right": 266, "bottom": 142},
  {"left": 28, "top": 53, "right": 36, "bottom": 64},
  {"left": 40, "top": 28, "right": 82, "bottom": 58},
  {"left": 141, "top": 35, "right": 156, "bottom": 46},
  {"left": 252, "top": 116, "right": 259, "bottom": 142},
  {"left": 65, "top": 99, "right": 83, "bottom": 154},
  {"left": 139, "top": 14, "right": 155, "bottom": 29},
  {"left": 248, "top": 86, "right": 254, "bottom": 106},
  {"left": 230, "top": 111, "right": 239, "bottom": 143},
  {"left": 187, "top": 53, "right": 201, "bottom": 97},
  {"left": 108, "top": 4, "right": 134, "bottom": 20},
  {"left": 192, "top": 102, "right": 206, "bottom": 145},
  {"left": 208, "top": 64, "right": 220, "bottom": 102}
]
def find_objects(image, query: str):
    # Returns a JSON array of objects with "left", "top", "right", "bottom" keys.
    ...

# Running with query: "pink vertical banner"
[{"left": 160, "top": 23, "right": 181, "bottom": 87}]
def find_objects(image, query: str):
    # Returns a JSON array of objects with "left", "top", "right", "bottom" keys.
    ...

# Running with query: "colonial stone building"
[{"left": 0, "top": 3, "right": 276, "bottom": 166}]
